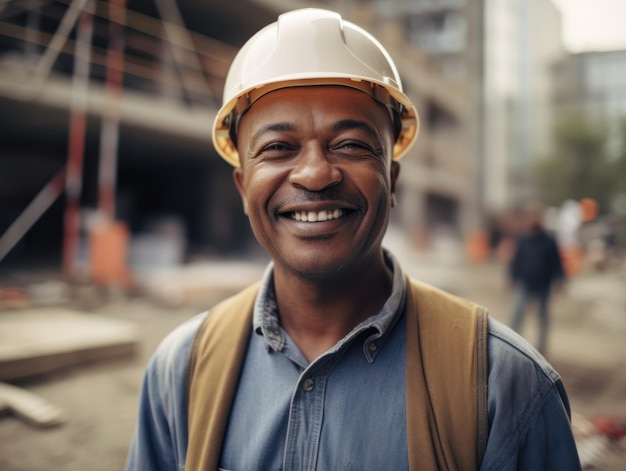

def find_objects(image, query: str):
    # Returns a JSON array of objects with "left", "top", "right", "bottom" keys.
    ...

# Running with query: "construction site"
[{"left": 0, "top": 0, "right": 625, "bottom": 470}]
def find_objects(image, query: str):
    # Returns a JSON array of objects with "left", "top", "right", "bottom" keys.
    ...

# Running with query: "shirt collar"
[{"left": 253, "top": 249, "right": 406, "bottom": 362}]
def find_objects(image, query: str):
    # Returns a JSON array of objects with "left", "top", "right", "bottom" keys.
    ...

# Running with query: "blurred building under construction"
[
  {"left": 1, "top": 0, "right": 276, "bottom": 278},
  {"left": 0, "top": 0, "right": 576, "bottom": 279}
]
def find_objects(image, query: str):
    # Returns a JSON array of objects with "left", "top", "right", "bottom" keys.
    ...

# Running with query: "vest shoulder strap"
[
  {"left": 405, "top": 277, "right": 489, "bottom": 470},
  {"left": 185, "top": 282, "right": 260, "bottom": 471}
]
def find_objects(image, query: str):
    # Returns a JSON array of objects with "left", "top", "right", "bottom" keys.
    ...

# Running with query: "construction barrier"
[{"left": 89, "top": 220, "right": 133, "bottom": 288}]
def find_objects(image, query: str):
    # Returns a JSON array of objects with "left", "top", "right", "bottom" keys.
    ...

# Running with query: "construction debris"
[
  {"left": 573, "top": 412, "right": 626, "bottom": 469},
  {"left": 0, "top": 382, "right": 66, "bottom": 428}
]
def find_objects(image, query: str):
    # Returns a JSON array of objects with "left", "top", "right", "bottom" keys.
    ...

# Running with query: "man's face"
[{"left": 233, "top": 86, "right": 399, "bottom": 280}]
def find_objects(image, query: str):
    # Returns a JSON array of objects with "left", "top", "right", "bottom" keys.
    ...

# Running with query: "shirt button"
[
  {"left": 303, "top": 378, "right": 315, "bottom": 392},
  {"left": 368, "top": 343, "right": 378, "bottom": 353}
]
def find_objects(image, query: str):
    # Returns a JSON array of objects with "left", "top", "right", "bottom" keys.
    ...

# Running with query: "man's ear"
[
  {"left": 390, "top": 161, "right": 400, "bottom": 208},
  {"left": 232, "top": 168, "right": 249, "bottom": 215}
]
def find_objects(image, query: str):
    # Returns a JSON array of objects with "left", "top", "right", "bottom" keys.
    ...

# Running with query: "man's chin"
[{"left": 281, "top": 256, "right": 350, "bottom": 282}]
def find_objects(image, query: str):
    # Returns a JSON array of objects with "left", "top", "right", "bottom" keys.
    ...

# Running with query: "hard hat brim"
[{"left": 212, "top": 77, "right": 419, "bottom": 167}]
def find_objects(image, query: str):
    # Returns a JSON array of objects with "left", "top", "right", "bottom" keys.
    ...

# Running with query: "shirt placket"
[{"left": 282, "top": 360, "right": 334, "bottom": 471}]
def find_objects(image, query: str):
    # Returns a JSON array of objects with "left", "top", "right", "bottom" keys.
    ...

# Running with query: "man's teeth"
[{"left": 292, "top": 209, "right": 344, "bottom": 222}]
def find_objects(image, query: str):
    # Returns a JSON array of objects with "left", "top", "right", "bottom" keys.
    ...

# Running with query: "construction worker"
[
  {"left": 509, "top": 201, "right": 566, "bottom": 355},
  {"left": 125, "top": 9, "right": 581, "bottom": 470}
]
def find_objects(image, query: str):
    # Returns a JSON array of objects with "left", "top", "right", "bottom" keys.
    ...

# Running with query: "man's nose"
[{"left": 288, "top": 144, "right": 342, "bottom": 191}]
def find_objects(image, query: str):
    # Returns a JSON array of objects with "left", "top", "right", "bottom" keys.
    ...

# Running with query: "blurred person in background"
[
  {"left": 125, "top": 9, "right": 581, "bottom": 471},
  {"left": 509, "top": 201, "right": 566, "bottom": 355}
]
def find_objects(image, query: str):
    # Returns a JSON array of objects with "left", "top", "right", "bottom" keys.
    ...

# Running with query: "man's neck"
[{"left": 272, "top": 256, "right": 394, "bottom": 362}]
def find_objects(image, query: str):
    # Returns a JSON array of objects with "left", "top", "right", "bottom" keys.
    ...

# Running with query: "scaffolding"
[{"left": 0, "top": 0, "right": 237, "bottom": 280}]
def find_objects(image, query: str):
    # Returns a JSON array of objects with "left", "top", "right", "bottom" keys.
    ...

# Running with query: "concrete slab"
[
  {"left": 138, "top": 260, "right": 266, "bottom": 306},
  {"left": 0, "top": 309, "right": 139, "bottom": 381}
]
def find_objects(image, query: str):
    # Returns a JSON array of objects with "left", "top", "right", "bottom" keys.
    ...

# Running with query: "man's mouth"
[{"left": 289, "top": 208, "right": 346, "bottom": 222}]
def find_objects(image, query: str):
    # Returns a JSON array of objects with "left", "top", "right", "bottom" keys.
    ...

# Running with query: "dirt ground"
[{"left": 0, "top": 260, "right": 625, "bottom": 470}]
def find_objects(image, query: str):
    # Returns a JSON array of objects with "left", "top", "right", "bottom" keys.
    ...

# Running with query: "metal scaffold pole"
[
  {"left": 0, "top": 169, "right": 67, "bottom": 263},
  {"left": 98, "top": 0, "right": 126, "bottom": 219},
  {"left": 62, "top": 0, "right": 94, "bottom": 280}
]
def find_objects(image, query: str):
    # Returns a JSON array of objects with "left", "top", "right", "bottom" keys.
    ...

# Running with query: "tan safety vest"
[{"left": 186, "top": 275, "right": 489, "bottom": 470}]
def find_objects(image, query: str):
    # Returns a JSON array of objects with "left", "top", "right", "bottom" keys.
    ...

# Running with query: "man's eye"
[
  {"left": 253, "top": 142, "right": 299, "bottom": 162},
  {"left": 334, "top": 141, "right": 372, "bottom": 153},
  {"left": 258, "top": 142, "right": 293, "bottom": 156}
]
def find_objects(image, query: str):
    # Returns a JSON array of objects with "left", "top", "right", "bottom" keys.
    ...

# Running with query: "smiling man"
[
  {"left": 235, "top": 87, "right": 396, "bottom": 282},
  {"left": 125, "top": 9, "right": 581, "bottom": 471}
]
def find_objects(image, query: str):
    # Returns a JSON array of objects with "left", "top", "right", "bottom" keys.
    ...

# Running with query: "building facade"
[
  {"left": 483, "top": 0, "right": 565, "bottom": 211},
  {"left": 553, "top": 49, "right": 626, "bottom": 157}
]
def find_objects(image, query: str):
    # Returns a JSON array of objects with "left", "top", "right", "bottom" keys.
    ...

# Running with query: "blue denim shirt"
[{"left": 125, "top": 253, "right": 581, "bottom": 471}]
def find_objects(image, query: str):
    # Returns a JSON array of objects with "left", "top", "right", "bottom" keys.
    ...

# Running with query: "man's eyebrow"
[
  {"left": 332, "top": 119, "right": 380, "bottom": 141},
  {"left": 250, "top": 122, "right": 295, "bottom": 147}
]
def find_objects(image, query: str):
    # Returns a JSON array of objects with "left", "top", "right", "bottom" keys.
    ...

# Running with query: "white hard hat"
[{"left": 212, "top": 8, "right": 420, "bottom": 167}]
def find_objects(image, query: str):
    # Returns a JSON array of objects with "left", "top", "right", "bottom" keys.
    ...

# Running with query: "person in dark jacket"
[{"left": 509, "top": 201, "right": 566, "bottom": 355}]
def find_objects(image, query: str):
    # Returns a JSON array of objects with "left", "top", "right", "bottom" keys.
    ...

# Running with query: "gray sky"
[{"left": 553, "top": 0, "right": 626, "bottom": 52}]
